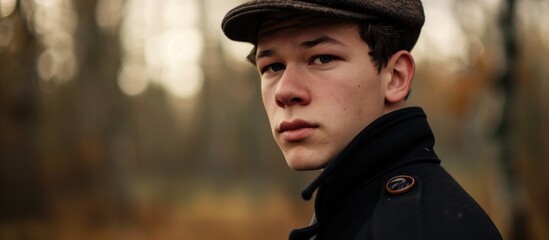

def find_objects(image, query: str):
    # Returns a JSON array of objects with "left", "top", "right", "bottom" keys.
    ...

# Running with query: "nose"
[{"left": 274, "top": 66, "right": 311, "bottom": 108}]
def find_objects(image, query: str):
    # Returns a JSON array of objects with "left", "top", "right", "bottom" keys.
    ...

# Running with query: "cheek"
[
  {"left": 340, "top": 79, "right": 384, "bottom": 119},
  {"left": 261, "top": 87, "right": 278, "bottom": 125},
  {"left": 260, "top": 83, "right": 272, "bottom": 107}
]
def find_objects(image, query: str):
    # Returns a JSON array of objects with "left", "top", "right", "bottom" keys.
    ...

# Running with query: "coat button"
[{"left": 385, "top": 175, "right": 416, "bottom": 195}]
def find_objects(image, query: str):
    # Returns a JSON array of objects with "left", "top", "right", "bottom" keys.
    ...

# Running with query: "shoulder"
[{"left": 359, "top": 163, "right": 502, "bottom": 240}]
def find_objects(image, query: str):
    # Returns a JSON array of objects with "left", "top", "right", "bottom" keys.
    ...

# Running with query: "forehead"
[{"left": 257, "top": 13, "right": 358, "bottom": 41}]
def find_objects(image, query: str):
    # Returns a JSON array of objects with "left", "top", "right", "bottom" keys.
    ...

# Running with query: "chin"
[{"left": 285, "top": 155, "right": 328, "bottom": 171}]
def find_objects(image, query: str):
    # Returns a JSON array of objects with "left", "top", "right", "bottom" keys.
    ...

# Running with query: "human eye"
[
  {"left": 261, "top": 63, "right": 286, "bottom": 74},
  {"left": 310, "top": 55, "right": 338, "bottom": 65}
]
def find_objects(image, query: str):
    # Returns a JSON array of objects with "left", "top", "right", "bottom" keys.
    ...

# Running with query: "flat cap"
[{"left": 222, "top": 0, "right": 425, "bottom": 48}]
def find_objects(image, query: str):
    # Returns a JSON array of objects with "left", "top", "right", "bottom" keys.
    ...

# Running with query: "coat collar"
[{"left": 300, "top": 107, "right": 440, "bottom": 221}]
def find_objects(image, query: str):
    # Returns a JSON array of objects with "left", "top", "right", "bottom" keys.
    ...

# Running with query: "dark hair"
[
  {"left": 246, "top": 19, "right": 407, "bottom": 73},
  {"left": 358, "top": 20, "right": 406, "bottom": 72}
]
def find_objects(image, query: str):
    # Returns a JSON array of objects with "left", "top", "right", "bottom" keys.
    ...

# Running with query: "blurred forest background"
[{"left": 0, "top": 0, "right": 547, "bottom": 239}]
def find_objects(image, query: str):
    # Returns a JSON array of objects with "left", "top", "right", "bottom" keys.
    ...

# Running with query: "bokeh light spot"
[
  {"left": 0, "top": 0, "right": 16, "bottom": 18},
  {"left": 118, "top": 63, "right": 150, "bottom": 96},
  {"left": 120, "top": 0, "right": 204, "bottom": 99},
  {"left": 95, "top": 0, "right": 122, "bottom": 32},
  {"left": 163, "top": 63, "right": 203, "bottom": 99},
  {"left": 37, "top": 49, "right": 57, "bottom": 81}
]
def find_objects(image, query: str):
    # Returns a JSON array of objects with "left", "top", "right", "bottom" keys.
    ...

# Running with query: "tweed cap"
[{"left": 222, "top": 0, "right": 425, "bottom": 48}]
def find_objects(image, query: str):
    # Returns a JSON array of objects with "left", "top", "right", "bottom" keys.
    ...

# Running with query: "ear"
[{"left": 383, "top": 50, "right": 415, "bottom": 103}]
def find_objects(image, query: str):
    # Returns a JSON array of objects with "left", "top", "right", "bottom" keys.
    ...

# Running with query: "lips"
[{"left": 278, "top": 119, "right": 318, "bottom": 142}]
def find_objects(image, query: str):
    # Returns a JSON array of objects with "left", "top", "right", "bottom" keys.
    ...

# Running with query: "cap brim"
[{"left": 221, "top": 1, "right": 376, "bottom": 43}]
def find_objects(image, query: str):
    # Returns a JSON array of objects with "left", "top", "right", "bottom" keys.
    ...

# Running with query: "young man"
[{"left": 222, "top": 1, "right": 502, "bottom": 239}]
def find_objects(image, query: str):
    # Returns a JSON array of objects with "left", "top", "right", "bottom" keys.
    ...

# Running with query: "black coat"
[{"left": 289, "top": 107, "right": 502, "bottom": 240}]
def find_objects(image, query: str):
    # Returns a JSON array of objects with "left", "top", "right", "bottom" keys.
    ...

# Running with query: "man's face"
[{"left": 255, "top": 17, "right": 389, "bottom": 170}]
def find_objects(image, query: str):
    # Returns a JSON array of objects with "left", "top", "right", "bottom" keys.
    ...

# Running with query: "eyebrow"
[
  {"left": 301, "top": 36, "right": 347, "bottom": 48},
  {"left": 256, "top": 36, "right": 347, "bottom": 62}
]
